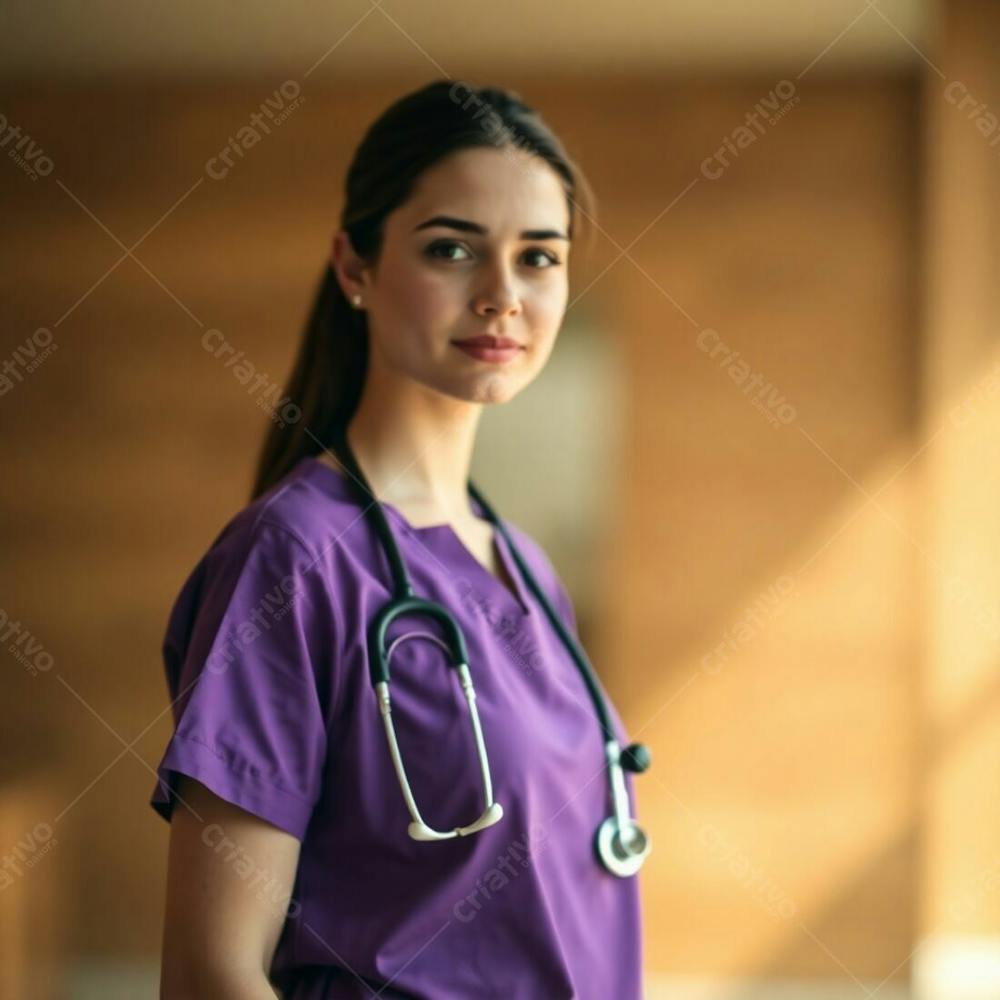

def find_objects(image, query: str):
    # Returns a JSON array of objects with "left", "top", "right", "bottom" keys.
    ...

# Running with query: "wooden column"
[{"left": 916, "top": 1, "right": 1000, "bottom": 996}]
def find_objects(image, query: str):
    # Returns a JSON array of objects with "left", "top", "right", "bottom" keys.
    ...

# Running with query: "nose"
[{"left": 471, "top": 268, "right": 521, "bottom": 318}]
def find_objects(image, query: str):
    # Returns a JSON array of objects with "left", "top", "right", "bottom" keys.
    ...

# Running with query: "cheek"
[
  {"left": 540, "top": 285, "right": 567, "bottom": 324},
  {"left": 383, "top": 268, "right": 460, "bottom": 338},
  {"left": 370, "top": 278, "right": 449, "bottom": 366},
  {"left": 528, "top": 280, "right": 568, "bottom": 342}
]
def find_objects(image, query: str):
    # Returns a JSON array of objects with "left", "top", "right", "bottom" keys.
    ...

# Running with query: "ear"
[{"left": 330, "top": 230, "right": 370, "bottom": 301}]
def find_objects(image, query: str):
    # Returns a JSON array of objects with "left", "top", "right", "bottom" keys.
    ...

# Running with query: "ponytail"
[{"left": 250, "top": 264, "right": 367, "bottom": 499}]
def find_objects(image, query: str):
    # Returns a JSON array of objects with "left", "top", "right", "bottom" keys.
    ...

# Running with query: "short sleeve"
[{"left": 149, "top": 519, "right": 335, "bottom": 842}]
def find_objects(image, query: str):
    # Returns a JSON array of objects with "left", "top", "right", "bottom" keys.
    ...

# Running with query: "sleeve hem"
[{"left": 149, "top": 733, "right": 315, "bottom": 841}]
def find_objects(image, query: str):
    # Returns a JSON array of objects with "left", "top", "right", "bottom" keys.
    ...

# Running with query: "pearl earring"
[{"left": 352, "top": 294, "right": 362, "bottom": 308}]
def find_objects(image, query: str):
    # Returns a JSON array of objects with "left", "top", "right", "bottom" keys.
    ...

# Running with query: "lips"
[{"left": 451, "top": 335, "right": 523, "bottom": 349}]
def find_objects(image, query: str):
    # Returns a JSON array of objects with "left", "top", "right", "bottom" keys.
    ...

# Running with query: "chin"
[{"left": 445, "top": 373, "right": 525, "bottom": 406}]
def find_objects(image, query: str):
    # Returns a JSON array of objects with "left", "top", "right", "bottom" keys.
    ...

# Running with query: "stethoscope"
[{"left": 326, "top": 432, "right": 652, "bottom": 878}]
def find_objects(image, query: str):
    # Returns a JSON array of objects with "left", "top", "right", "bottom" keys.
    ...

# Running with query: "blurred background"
[{"left": 2, "top": 0, "right": 999, "bottom": 997}]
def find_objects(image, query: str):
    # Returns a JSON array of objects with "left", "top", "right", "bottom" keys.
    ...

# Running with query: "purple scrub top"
[{"left": 150, "top": 455, "right": 644, "bottom": 999}]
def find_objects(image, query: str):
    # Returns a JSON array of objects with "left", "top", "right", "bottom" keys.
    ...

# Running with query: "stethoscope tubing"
[{"left": 322, "top": 432, "right": 651, "bottom": 877}]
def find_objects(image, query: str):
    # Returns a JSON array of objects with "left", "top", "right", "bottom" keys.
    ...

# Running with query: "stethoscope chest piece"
[
  {"left": 594, "top": 738, "right": 653, "bottom": 878},
  {"left": 595, "top": 815, "right": 651, "bottom": 878}
]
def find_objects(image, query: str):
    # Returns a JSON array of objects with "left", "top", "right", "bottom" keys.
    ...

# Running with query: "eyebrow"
[{"left": 412, "top": 215, "right": 570, "bottom": 241}]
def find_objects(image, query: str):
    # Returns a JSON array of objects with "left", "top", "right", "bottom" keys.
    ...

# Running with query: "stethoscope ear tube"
[{"left": 375, "top": 672, "right": 505, "bottom": 842}]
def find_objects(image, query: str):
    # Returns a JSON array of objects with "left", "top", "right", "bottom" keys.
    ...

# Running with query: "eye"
[
  {"left": 523, "top": 248, "right": 561, "bottom": 269},
  {"left": 423, "top": 240, "right": 562, "bottom": 269},
  {"left": 424, "top": 240, "right": 472, "bottom": 262}
]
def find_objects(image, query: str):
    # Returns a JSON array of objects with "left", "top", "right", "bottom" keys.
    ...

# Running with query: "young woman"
[{"left": 151, "top": 79, "right": 649, "bottom": 999}]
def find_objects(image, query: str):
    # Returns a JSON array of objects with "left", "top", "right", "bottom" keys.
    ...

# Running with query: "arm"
[{"left": 160, "top": 775, "right": 302, "bottom": 999}]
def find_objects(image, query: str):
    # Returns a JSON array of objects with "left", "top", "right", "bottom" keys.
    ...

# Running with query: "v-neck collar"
[{"left": 299, "top": 456, "right": 532, "bottom": 618}]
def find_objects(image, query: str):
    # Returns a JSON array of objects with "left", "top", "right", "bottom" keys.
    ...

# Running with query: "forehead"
[{"left": 395, "top": 147, "right": 570, "bottom": 236}]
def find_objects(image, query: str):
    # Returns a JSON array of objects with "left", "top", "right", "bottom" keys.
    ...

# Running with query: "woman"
[{"left": 151, "top": 79, "right": 647, "bottom": 999}]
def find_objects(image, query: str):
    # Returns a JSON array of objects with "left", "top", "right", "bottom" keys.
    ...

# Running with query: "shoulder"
[
  {"left": 167, "top": 459, "right": 356, "bottom": 640},
  {"left": 163, "top": 462, "right": 348, "bottom": 702},
  {"left": 218, "top": 457, "right": 366, "bottom": 565}
]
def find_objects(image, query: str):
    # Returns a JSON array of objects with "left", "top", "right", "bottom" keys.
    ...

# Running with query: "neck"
[{"left": 343, "top": 363, "right": 484, "bottom": 522}]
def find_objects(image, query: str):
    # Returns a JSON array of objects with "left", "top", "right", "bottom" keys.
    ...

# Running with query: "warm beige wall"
[{"left": 0, "top": 73, "right": 921, "bottom": 989}]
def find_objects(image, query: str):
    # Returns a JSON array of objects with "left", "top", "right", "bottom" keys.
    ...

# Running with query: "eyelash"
[{"left": 424, "top": 240, "right": 562, "bottom": 269}]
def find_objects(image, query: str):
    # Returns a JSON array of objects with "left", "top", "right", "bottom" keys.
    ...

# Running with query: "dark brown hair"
[{"left": 250, "top": 78, "right": 597, "bottom": 500}]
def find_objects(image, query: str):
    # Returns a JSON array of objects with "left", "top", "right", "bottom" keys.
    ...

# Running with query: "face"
[{"left": 333, "top": 146, "right": 571, "bottom": 406}]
